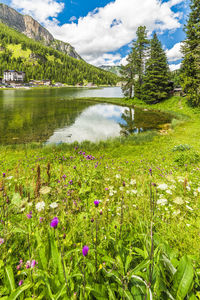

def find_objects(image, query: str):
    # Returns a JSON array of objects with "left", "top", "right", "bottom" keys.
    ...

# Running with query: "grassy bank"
[{"left": 0, "top": 96, "right": 200, "bottom": 299}]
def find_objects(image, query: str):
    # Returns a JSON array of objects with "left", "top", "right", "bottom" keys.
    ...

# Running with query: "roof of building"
[{"left": 4, "top": 70, "right": 25, "bottom": 74}]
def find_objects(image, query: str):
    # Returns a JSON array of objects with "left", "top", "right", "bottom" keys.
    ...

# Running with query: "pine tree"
[
  {"left": 142, "top": 33, "right": 170, "bottom": 104},
  {"left": 181, "top": 0, "right": 200, "bottom": 106}
]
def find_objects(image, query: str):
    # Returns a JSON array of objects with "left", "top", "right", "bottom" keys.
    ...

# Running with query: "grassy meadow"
[{"left": 0, "top": 96, "right": 200, "bottom": 299}]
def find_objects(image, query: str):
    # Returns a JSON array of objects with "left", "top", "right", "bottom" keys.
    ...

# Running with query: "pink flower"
[
  {"left": 82, "top": 246, "right": 89, "bottom": 257},
  {"left": 0, "top": 238, "right": 4, "bottom": 245},
  {"left": 19, "top": 280, "right": 23, "bottom": 286},
  {"left": 31, "top": 260, "right": 36, "bottom": 268}
]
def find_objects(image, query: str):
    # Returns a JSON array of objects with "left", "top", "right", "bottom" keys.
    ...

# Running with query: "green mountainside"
[
  {"left": 0, "top": 22, "right": 118, "bottom": 85},
  {"left": 100, "top": 65, "right": 122, "bottom": 76}
]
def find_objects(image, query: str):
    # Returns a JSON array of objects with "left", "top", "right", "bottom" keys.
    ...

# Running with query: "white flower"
[
  {"left": 6, "top": 176, "right": 13, "bottom": 180},
  {"left": 186, "top": 186, "right": 191, "bottom": 191},
  {"left": 21, "top": 207, "right": 25, "bottom": 212},
  {"left": 49, "top": 202, "right": 58, "bottom": 209},
  {"left": 157, "top": 198, "right": 168, "bottom": 205},
  {"left": 126, "top": 190, "right": 130, "bottom": 194},
  {"left": 194, "top": 191, "right": 198, "bottom": 197},
  {"left": 197, "top": 187, "right": 200, "bottom": 193},
  {"left": 116, "top": 174, "right": 121, "bottom": 179},
  {"left": 178, "top": 178, "right": 184, "bottom": 183},
  {"left": 173, "top": 197, "right": 184, "bottom": 205},
  {"left": 119, "top": 187, "right": 124, "bottom": 191},
  {"left": 130, "top": 189, "right": 137, "bottom": 194},
  {"left": 27, "top": 202, "right": 33, "bottom": 207},
  {"left": 172, "top": 209, "right": 180, "bottom": 216},
  {"left": 35, "top": 201, "right": 45, "bottom": 212},
  {"left": 130, "top": 179, "right": 136, "bottom": 185},
  {"left": 109, "top": 191, "right": 114, "bottom": 196},
  {"left": 157, "top": 183, "right": 168, "bottom": 190},
  {"left": 166, "top": 189, "right": 172, "bottom": 195}
]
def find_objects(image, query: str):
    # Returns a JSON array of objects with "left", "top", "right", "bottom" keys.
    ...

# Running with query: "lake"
[{"left": 0, "top": 87, "right": 172, "bottom": 144}]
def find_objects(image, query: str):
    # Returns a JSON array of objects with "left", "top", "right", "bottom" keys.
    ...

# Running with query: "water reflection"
[
  {"left": 47, "top": 104, "right": 125, "bottom": 143},
  {"left": 0, "top": 87, "right": 172, "bottom": 145}
]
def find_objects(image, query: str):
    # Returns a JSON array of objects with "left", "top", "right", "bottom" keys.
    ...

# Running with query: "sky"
[{"left": 1, "top": 0, "right": 191, "bottom": 70}]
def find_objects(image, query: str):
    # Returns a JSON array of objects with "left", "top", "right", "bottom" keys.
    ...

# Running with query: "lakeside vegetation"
[{"left": 1, "top": 95, "right": 200, "bottom": 298}]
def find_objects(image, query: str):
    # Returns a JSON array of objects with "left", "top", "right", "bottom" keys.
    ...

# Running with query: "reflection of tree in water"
[
  {"left": 119, "top": 107, "right": 172, "bottom": 136},
  {"left": 119, "top": 108, "right": 137, "bottom": 136}
]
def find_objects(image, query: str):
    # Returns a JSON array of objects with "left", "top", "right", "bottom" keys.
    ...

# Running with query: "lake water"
[{"left": 0, "top": 87, "right": 172, "bottom": 145}]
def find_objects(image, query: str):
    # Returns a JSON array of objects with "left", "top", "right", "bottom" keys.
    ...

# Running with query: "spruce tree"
[
  {"left": 142, "top": 33, "right": 170, "bottom": 104},
  {"left": 181, "top": 0, "right": 200, "bottom": 106}
]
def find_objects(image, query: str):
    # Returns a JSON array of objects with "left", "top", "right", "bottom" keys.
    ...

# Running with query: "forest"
[{"left": 0, "top": 22, "right": 118, "bottom": 86}]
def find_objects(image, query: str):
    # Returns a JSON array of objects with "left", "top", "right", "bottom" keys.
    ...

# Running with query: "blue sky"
[{"left": 1, "top": 0, "right": 190, "bottom": 70}]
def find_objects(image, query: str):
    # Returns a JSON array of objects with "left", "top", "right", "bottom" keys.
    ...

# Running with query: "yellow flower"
[
  {"left": 17, "top": 271, "right": 21, "bottom": 275},
  {"left": 8, "top": 249, "right": 12, "bottom": 254}
]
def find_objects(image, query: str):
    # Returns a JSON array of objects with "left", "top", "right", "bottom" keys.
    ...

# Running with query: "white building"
[{"left": 3, "top": 70, "right": 26, "bottom": 83}]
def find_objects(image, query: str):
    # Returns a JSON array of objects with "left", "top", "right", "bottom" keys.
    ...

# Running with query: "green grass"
[
  {"left": 7, "top": 44, "right": 31, "bottom": 59},
  {"left": 1, "top": 95, "right": 200, "bottom": 298}
]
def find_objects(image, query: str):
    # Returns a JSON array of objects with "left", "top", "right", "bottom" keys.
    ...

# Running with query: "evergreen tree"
[
  {"left": 142, "top": 33, "right": 170, "bottom": 103},
  {"left": 120, "top": 48, "right": 138, "bottom": 98},
  {"left": 133, "top": 26, "right": 149, "bottom": 98},
  {"left": 181, "top": 0, "right": 200, "bottom": 106}
]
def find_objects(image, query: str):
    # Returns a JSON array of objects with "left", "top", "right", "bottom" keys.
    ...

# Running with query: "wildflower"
[
  {"left": 157, "top": 183, "right": 168, "bottom": 190},
  {"left": 31, "top": 260, "right": 36, "bottom": 268},
  {"left": 94, "top": 200, "right": 100, "bottom": 207},
  {"left": 39, "top": 217, "right": 43, "bottom": 223},
  {"left": 173, "top": 197, "right": 184, "bottom": 205},
  {"left": 49, "top": 202, "right": 58, "bottom": 209},
  {"left": 116, "top": 174, "right": 121, "bottom": 179},
  {"left": 157, "top": 198, "right": 168, "bottom": 205},
  {"left": 123, "top": 181, "right": 126, "bottom": 187},
  {"left": 166, "top": 189, "right": 172, "bottom": 195},
  {"left": 19, "top": 280, "right": 23, "bottom": 286},
  {"left": 69, "top": 180, "right": 73, "bottom": 185},
  {"left": 130, "top": 179, "right": 136, "bottom": 185},
  {"left": 100, "top": 210, "right": 103, "bottom": 215},
  {"left": 27, "top": 213, "right": 32, "bottom": 219},
  {"left": 130, "top": 189, "right": 137, "bottom": 194},
  {"left": 149, "top": 168, "right": 152, "bottom": 175},
  {"left": 50, "top": 217, "right": 59, "bottom": 228},
  {"left": 0, "top": 238, "right": 4, "bottom": 245},
  {"left": 36, "top": 201, "right": 45, "bottom": 212},
  {"left": 26, "top": 261, "right": 31, "bottom": 269},
  {"left": 186, "top": 205, "right": 193, "bottom": 211},
  {"left": 82, "top": 246, "right": 89, "bottom": 257},
  {"left": 62, "top": 174, "right": 67, "bottom": 180}
]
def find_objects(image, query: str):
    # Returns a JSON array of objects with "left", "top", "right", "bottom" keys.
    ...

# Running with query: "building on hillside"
[
  {"left": 3, "top": 70, "right": 25, "bottom": 83},
  {"left": 29, "top": 79, "right": 52, "bottom": 86}
]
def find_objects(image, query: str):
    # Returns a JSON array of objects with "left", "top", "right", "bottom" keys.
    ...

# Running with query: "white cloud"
[
  {"left": 169, "top": 63, "right": 181, "bottom": 71},
  {"left": 166, "top": 42, "right": 183, "bottom": 62},
  {"left": 9, "top": 0, "right": 184, "bottom": 66},
  {"left": 120, "top": 55, "right": 128, "bottom": 66},
  {"left": 11, "top": 0, "right": 64, "bottom": 24},
  {"left": 69, "top": 16, "right": 77, "bottom": 22}
]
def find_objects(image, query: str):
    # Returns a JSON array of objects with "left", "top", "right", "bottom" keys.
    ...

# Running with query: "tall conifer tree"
[
  {"left": 142, "top": 33, "right": 170, "bottom": 103},
  {"left": 181, "top": 0, "right": 200, "bottom": 106}
]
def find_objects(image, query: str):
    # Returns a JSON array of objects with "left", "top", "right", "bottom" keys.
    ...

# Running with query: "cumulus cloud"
[
  {"left": 169, "top": 63, "right": 181, "bottom": 71},
  {"left": 9, "top": 0, "right": 184, "bottom": 66},
  {"left": 166, "top": 42, "right": 183, "bottom": 62},
  {"left": 10, "top": 0, "right": 64, "bottom": 24}
]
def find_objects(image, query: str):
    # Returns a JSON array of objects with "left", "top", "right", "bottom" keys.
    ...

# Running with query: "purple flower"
[
  {"left": 69, "top": 180, "right": 73, "bottom": 185},
  {"left": 149, "top": 169, "right": 152, "bottom": 175},
  {"left": 123, "top": 181, "right": 126, "bottom": 187},
  {"left": 82, "top": 245, "right": 89, "bottom": 257},
  {"left": 31, "top": 260, "right": 36, "bottom": 268},
  {"left": 27, "top": 213, "right": 32, "bottom": 219},
  {"left": 0, "top": 238, "right": 4, "bottom": 245},
  {"left": 39, "top": 217, "right": 43, "bottom": 223},
  {"left": 50, "top": 217, "right": 59, "bottom": 228},
  {"left": 73, "top": 166, "right": 76, "bottom": 169},
  {"left": 2, "top": 173, "right": 5, "bottom": 178},
  {"left": 94, "top": 200, "right": 100, "bottom": 207},
  {"left": 62, "top": 174, "right": 67, "bottom": 180},
  {"left": 105, "top": 188, "right": 108, "bottom": 191},
  {"left": 26, "top": 261, "right": 31, "bottom": 269},
  {"left": 19, "top": 280, "right": 23, "bottom": 286}
]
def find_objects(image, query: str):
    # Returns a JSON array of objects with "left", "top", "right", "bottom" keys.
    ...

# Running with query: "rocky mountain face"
[{"left": 0, "top": 3, "right": 81, "bottom": 60}]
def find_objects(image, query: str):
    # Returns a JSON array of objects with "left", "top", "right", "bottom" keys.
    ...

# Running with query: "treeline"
[
  {"left": 0, "top": 22, "right": 118, "bottom": 85},
  {"left": 121, "top": 26, "right": 170, "bottom": 104}
]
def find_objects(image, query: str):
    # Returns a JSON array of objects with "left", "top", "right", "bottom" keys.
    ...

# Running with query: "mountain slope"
[
  {"left": 0, "top": 22, "right": 118, "bottom": 85},
  {"left": 0, "top": 3, "right": 81, "bottom": 59},
  {"left": 100, "top": 65, "right": 122, "bottom": 76}
]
